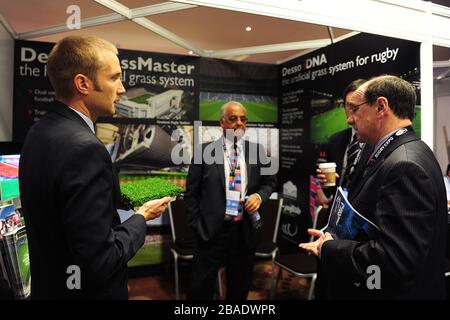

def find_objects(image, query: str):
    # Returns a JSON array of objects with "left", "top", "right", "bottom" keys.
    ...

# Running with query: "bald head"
[
  {"left": 219, "top": 101, "right": 247, "bottom": 139},
  {"left": 220, "top": 101, "right": 246, "bottom": 119}
]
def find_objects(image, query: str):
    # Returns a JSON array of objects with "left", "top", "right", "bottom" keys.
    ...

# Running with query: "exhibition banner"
[
  {"left": 11, "top": 41, "right": 281, "bottom": 263},
  {"left": 13, "top": 40, "right": 54, "bottom": 142},
  {"left": 278, "top": 32, "right": 420, "bottom": 251},
  {"left": 95, "top": 48, "right": 199, "bottom": 174},
  {"left": 13, "top": 40, "right": 200, "bottom": 175},
  {"left": 12, "top": 42, "right": 279, "bottom": 172},
  {"left": 12, "top": 34, "right": 421, "bottom": 255}
]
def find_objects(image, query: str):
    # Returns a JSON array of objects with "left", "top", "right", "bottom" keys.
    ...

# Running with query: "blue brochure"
[{"left": 322, "top": 187, "right": 379, "bottom": 240}]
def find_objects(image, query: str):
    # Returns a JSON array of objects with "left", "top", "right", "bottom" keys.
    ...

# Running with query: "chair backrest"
[
  {"left": 258, "top": 198, "right": 284, "bottom": 245},
  {"left": 168, "top": 199, "right": 196, "bottom": 247}
]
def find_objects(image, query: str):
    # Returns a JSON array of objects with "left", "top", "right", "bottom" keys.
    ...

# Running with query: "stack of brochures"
[
  {"left": 0, "top": 204, "right": 30, "bottom": 299},
  {"left": 321, "top": 187, "right": 380, "bottom": 240}
]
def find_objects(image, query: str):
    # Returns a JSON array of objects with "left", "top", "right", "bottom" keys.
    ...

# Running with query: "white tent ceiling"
[
  {"left": 1, "top": 0, "right": 449, "bottom": 65},
  {"left": 0, "top": 0, "right": 355, "bottom": 64}
]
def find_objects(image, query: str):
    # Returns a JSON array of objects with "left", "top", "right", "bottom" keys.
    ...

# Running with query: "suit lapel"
[
  {"left": 349, "top": 130, "right": 419, "bottom": 200},
  {"left": 347, "top": 144, "right": 372, "bottom": 191},
  {"left": 244, "top": 140, "right": 252, "bottom": 186}
]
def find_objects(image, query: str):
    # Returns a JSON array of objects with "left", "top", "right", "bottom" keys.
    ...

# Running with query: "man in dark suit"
[
  {"left": 19, "top": 36, "right": 171, "bottom": 299},
  {"left": 314, "top": 79, "right": 370, "bottom": 300},
  {"left": 184, "top": 101, "right": 276, "bottom": 300},
  {"left": 301, "top": 75, "right": 447, "bottom": 299}
]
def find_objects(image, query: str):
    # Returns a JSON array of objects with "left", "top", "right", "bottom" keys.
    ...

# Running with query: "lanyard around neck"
[
  {"left": 367, "top": 127, "right": 409, "bottom": 167},
  {"left": 223, "top": 139, "right": 239, "bottom": 173}
]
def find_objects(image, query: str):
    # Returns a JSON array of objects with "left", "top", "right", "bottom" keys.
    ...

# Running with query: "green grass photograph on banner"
[{"left": 199, "top": 92, "right": 278, "bottom": 123}]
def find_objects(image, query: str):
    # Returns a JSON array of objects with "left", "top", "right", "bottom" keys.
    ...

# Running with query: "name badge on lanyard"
[{"left": 225, "top": 190, "right": 240, "bottom": 217}]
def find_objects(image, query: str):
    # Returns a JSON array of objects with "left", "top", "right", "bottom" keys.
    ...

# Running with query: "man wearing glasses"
[
  {"left": 185, "top": 101, "right": 276, "bottom": 299},
  {"left": 301, "top": 75, "right": 447, "bottom": 299}
]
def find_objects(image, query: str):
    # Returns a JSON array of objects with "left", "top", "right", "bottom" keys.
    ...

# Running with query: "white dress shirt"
[
  {"left": 69, "top": 106, "right": 95, "bottom": 134},
  {"left": 444, "top": 175, "right": 450, "bottom": 206}
]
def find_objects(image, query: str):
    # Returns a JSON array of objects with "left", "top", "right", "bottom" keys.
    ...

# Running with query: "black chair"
[
  {"left": 168, "top": 199, "right": 223, "bottom": 300},
  {"left": 254, "top": 198, "right": 283, "bottom": 294},
  {"left": 271, "top": 205, "right": 323, "bottom": 300}
]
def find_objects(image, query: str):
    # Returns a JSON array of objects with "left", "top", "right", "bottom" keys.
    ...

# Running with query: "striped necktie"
[
  {"left": 228, "top": 142, "right": 241, "bottom": 193},
  {"left": 226, "top": 141, "right": 243, "bottom": 221},
  {"left": 342, "top": 133, "right": 361, "bottom": 188}
]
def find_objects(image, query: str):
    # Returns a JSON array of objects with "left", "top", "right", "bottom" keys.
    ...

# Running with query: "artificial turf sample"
[{"left": 120, "top": 177, "right": 184, "bottom": 208}]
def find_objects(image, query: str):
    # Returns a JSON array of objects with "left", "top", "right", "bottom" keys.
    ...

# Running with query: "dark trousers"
[{"left": 188, "top": 222, "right": 255, "bottom": 300}]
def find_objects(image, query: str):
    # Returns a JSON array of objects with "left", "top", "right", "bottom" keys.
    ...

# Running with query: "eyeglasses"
[
  {"left": 348, "top": 101, "right": 370, "bottom": 114},
  {"left": 225, "top": 116, "right": 248, "bottom": 123}
]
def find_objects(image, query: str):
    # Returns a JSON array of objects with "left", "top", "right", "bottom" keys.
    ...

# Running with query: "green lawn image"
[
  {"left": 129, "top": 93, "right": 155, "bottom": 104},
  {"left": 311, "top": 108, "right": 349, "bottom": 144},
  {"left": 199, "top": 100, "right": 277, "bottom": 123},
  {"left": 311, "top": 106, "right": 422, "bottom": 144}
]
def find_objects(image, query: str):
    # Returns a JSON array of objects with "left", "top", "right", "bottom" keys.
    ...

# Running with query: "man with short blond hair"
[
  {"left": 47, "top": 36, "right": 118, "bottom": 100},
  {"left": 20, "top": 35, "right": 171, "bottom": 299}
]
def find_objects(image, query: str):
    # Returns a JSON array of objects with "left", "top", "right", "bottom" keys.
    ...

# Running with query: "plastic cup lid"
[{"left": 318, "top": 162, "right": 336, "bottom": 168}]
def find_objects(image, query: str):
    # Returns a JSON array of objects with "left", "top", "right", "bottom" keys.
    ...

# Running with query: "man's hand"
[
  {"left": 136, "top": 196, "right": 172, "bottom": 221},
  {"left": 316, "top": 168, "right": 339, "bottom": 187},
  {"left": 298, "top": 228, "right": 333, "bottom": 258},
  {"left": 244, "top": 193, "right": 261, "bottom": 213}
]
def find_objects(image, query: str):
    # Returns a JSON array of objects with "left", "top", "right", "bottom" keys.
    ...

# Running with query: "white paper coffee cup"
[{"left": 318, "top": 162, "right": 337, "bottom": 187}]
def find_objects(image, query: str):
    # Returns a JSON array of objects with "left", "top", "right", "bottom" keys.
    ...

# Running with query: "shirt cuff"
[{"left": 253, "top": 193, "right": 262, "bottom": 204}]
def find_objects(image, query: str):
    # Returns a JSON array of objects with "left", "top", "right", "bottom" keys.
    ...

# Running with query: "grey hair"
[{"left": 220, "top": 101, "right": 246, "bottom": 119}]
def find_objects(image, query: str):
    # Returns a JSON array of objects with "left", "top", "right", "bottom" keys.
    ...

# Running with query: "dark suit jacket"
[
  {"left": 321, "top": 129, "right": 448, "bottom": 299},
  {"left": 19, "top": 102, "right": 147, "bottom": 299},
  {"left": 184, "top": 139, "right": 276, "bottom": 248}
]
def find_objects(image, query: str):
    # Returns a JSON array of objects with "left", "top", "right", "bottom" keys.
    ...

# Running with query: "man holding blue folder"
[{"left": 300, "top": 75, "right": 447, "bottom": 299}]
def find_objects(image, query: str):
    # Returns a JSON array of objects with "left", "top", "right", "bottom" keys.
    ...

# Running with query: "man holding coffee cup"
[
  {"left": 317, "top": 162, "right": 337, "bottom": 187},
  {"left": 301, "top": 75, "right": 447, "bottom": 299}
]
